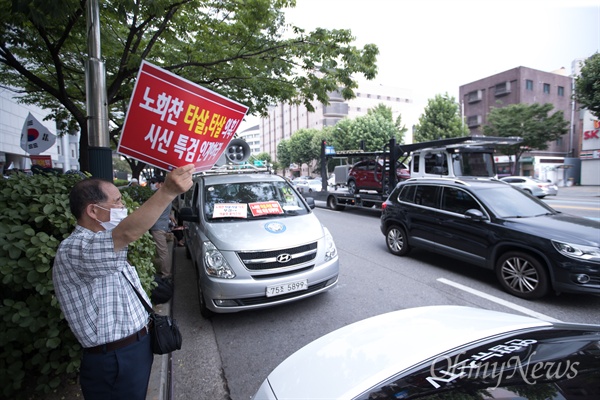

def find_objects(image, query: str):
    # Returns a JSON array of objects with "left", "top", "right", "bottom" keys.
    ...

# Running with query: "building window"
[
  {"left": 467, "top": 90, "right": 482, "bottom": 103},
  {"left": 494, "top": 81, "right": 511, "bottom": 96},
  {"left": 467, "top": 115, "right": 482, "bottom": 127},
  {"left": 526, "top": 79, "right": 533, "bottom": 91},
  {"left": 558, "top": 86, "right": 564, "bottom": 96},
  {"left": 543, "top": 83, "right": 550, "bottom": 94}
]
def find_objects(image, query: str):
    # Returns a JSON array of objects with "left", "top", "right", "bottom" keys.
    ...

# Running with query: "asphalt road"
[{"left": 169, "top": 186, "right": 600, "bottom": 399}]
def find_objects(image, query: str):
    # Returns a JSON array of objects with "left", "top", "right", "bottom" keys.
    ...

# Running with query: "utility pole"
[{"left": 85, "top": 0, "right": 113, "bottom": 180}]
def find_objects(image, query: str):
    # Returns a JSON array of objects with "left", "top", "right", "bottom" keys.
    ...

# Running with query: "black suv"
[{"left": 380, "top": 178, "right": 600, "bottom": 299}]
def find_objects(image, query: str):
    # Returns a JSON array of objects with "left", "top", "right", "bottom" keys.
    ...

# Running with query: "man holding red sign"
[{"left": 53, "top": 165, "right": 194, "bottom": 400}]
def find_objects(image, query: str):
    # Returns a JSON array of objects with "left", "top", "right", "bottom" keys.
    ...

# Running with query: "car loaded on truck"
[{"left": 313, "top": 136, "right": 523, "bottom": 211}]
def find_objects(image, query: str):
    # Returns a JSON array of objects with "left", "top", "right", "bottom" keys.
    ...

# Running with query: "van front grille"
[{"left": 238, "top": 242, "right": 318, "bottom": 271}]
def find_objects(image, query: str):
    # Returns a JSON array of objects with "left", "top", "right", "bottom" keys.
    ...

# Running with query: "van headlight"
[
  {"left": 203, "top": 241, "right": 236, "bottom": 278},
  {"left": 552, "top": 240, "right": 600, "bottom": 262},
  {"left": 324, "top": 227, "right": 338, "bottom": 261}
]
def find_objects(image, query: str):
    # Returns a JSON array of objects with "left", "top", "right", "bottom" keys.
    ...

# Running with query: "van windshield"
[
  {"left": 203, "top": 181, "right": 309, "bottom": 221},
  {"left": 453, "top": 152, "right": 496, "bottom": 177}
]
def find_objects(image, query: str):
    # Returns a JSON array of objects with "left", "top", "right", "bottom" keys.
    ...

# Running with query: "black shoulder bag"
[{"left": 123, "top": 273, "right": 182, "bottom": 355}]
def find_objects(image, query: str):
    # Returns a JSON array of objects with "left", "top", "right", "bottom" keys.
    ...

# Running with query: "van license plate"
[{"left": 266, "top": 279, "right": 308, "bottom": 297}]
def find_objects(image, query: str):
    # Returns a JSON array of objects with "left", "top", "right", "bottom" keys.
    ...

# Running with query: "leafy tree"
[
  {"left": 483, "top": 103, "right": 569, "bottom": 173},
  {"left": 288, "top": 128, "right": 318, "bottom": 174},
  {"left": 413, "top": 93, "right": 469, "bottom": 142},
  {"left": 329, "top": 117, "right": 356, "bottom": 151},
  {"left": 330, "top": 104, "right": 406, "bottom": 152},
  {"left": 276, "top": 139, "right": 292, "bottom": 173},
  {"left": 252, "top": 151, "right": 272, "bottom": 164},
  {"left": 249, "top": 151, "right": 279, "bottom": 171},
  {"left": 0, "top": 0, "right": 378, "bottom": 176},
  {"left": 575, "top": 53, "right": 600, "bottom": 118}
]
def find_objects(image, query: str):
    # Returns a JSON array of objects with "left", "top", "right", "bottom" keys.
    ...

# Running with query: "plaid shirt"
[{"left": 53, "top": 225, "right": 150, "bottom": 348}]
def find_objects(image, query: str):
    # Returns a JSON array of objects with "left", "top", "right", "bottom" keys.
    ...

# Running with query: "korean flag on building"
[{"left": 20, "top": 113, "right": 57, "bottom": 155}]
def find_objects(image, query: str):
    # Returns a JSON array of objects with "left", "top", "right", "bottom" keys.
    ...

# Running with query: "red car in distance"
[{"left": 347, "top": 159, "right": 410, "bottom": 194}]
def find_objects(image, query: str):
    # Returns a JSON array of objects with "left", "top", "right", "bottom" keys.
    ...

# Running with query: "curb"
[
  {"left": 146, "top": 301, "right": 171, "bottom": 400},
  {"left": 146, "top": 240, "right": 175, "bottom": 400}
]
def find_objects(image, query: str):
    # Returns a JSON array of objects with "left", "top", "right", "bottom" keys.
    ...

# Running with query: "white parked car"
[
  {"left": 254, "top": 305, "right": 600, "bottom": 400},
  {"left": 295, "top": 177, "right": 323, "bottom": 193},
  {"left": 500, "top": 176, "right": 558, "bottom": 198}
]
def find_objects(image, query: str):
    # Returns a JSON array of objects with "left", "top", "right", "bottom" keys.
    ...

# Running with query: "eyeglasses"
[{"left": 94, "top": 201, "right": 125, "bottom": 209}]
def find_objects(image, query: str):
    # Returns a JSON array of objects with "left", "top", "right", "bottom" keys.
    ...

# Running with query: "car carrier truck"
[{"left": 312, "top": 136, "right": 522, "bottom": 211}]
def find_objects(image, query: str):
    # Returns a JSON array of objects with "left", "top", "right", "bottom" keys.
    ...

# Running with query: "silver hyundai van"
[{"left": 179, "top": 172, "right": 339, "bottom": 317}]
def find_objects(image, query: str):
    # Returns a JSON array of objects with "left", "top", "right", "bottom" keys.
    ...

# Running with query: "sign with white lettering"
[{"left": 117, "top": 61, "right": 249, "bottom": 172}]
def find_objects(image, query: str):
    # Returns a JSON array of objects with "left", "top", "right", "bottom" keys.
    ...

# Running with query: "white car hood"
[
  {"left": 206, "top": 213, "right": 325, "bottom": 251},
  {"left": 265, "top": 306, "right": 550, "bottom": 400}
]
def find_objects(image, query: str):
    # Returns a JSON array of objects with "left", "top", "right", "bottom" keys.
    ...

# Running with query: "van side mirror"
[
  {"left": 304, "top": 197, "right": 316, "bottom": 210},
  {"left": 179, "top": 207, "right": 200, "bottom": 223}
]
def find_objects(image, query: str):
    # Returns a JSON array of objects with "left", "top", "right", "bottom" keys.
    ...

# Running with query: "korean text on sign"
[{"left": 118, "top": 61, "right": 248, "bottom": 172}]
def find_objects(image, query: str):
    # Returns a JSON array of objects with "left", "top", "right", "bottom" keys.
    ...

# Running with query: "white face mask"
[
  {"left": 150, "top": 183, "right": 157, "bottom": 191},
  {"left": 96, "top": 206, "right": 128, "bottom": 230}
]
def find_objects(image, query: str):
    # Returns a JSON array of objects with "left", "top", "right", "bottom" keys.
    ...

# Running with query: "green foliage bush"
[
  {"left": 121, "top": 184, "right": 154, "bottom": 205},
  {"left": 0, "top": 172, "right": 156, "bottom": 399}
]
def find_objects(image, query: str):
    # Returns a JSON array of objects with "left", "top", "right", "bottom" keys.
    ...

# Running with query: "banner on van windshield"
[{"left": 117, "top": 61, "right": 249, "bottom": 172}]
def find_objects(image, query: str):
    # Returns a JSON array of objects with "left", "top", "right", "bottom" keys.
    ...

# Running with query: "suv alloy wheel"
[{"left": 495, "top": 251, "right": 549, "bottom": 299}]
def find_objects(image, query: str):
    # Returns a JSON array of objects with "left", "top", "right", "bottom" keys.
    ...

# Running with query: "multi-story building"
[
  {"left": 573, "top": 58, "right": 600, "bottom": 186},
  {"left": 459, "top": 66, "right": 580, "bottom": 185},
  {"left": 236, "top": 124, "right": 261, "bottom": 156},
  {"left": 260, "top": 82, "right": 417, "bottom": 175},
  {"left": 1, "top": 89, "right": 79, "bottom": 174}
]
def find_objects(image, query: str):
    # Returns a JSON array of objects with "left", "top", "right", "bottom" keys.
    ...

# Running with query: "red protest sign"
[
  {"left": 249, "top": 201, "right": 284, "bottom": 217},
  {"left": 30, "top": 155, "right": 53, "bottom": 168},
  {"left": 117, "top": 61, "right": 249, "bottom": 172}
]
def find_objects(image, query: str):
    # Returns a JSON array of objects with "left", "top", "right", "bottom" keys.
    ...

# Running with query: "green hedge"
[{"left": 0, "top": 172, "right": 156, "bottom": 399}]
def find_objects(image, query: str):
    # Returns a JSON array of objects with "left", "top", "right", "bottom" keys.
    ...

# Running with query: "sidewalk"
[{"left": 555, "top": 185, "right": 600, "bottom": 198}]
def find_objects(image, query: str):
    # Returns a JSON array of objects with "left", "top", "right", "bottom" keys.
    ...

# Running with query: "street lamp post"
[{"left": 85, "top": 0, "right": 113, "bottom": 180}]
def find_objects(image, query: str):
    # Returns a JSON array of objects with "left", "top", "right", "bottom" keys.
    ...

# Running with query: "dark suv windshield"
[
  {"left": 476, "top": 186, "right": 556, "bottom": 218},
  {"left": 203, "top": 181, "right": 309, "bottom": 221}
]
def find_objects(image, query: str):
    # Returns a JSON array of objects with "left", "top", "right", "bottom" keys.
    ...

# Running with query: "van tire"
[
  {"left": 198, "top": 283, "right": 214, "bottom": 319},
  {"left": 185, "top": 243, "right": 191, "bottom": 259},
  {"left": 196, "top": 266, "right": 214, "bottom": 318}
]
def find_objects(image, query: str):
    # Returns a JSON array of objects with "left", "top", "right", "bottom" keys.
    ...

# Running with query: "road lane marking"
[
  {"left": 437, "top": 278, "right": 562, "bottom": 322},
  {"left": 551, "top": 205, "right": 599, "bottom": 211}
]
